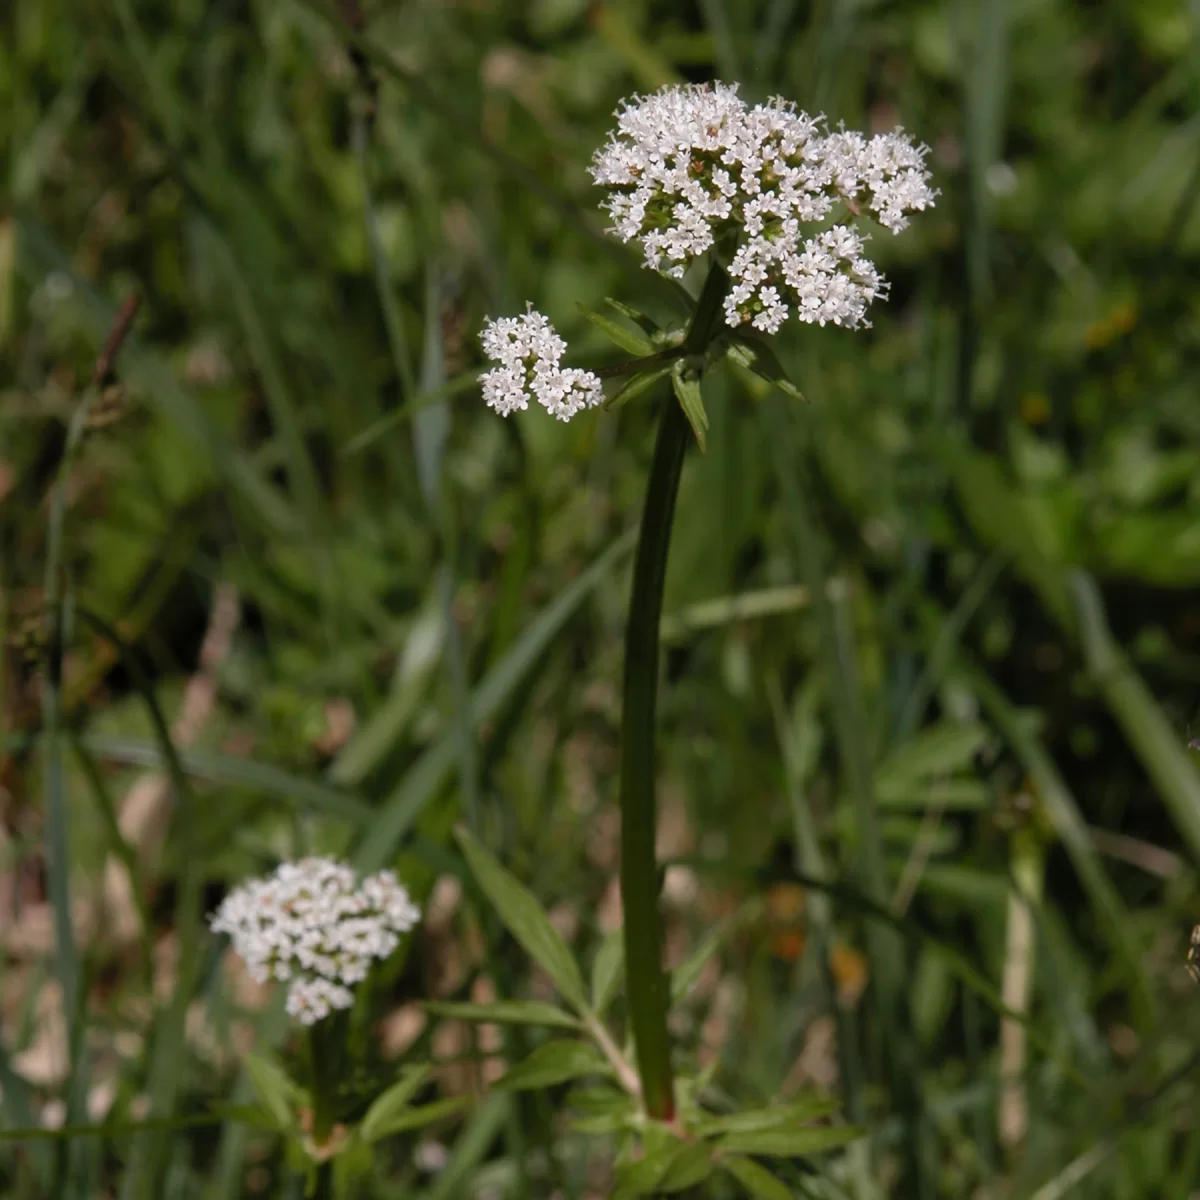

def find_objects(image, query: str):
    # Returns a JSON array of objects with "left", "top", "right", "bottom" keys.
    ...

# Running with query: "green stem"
[
  {"left": 620, "top": 392, "right": 689, "bottom": 1122},
  {"left": 619, "top": 261, "right": 729, "bottom": 1123}
]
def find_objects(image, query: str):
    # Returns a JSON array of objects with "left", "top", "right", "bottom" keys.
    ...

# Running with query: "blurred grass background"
[{"left": 3, "top": 0, "right": 1200, "bottom": 1196}]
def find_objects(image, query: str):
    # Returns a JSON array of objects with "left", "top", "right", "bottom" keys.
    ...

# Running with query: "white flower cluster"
[
  {"left": 211, "top": 857, "right": 421, "bottom": 1025},
  {"left": 479, "top": 305, "right": 604, "bottom": 421},
  {"left": 590, "top": 82, "right": 937, "bottom": 333}
]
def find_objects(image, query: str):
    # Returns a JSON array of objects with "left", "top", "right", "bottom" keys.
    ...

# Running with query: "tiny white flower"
[
  {"left": 590, "top": 82, "right": 937, "bottom": 334},
  {"left": 479, "top": 305, "right": 604, "bottom": 422},
  {"left": 211, "top": 857, "right": 421, "bottom": 1025}
]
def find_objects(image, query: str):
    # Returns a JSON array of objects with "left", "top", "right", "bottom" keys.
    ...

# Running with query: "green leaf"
[
  {"left": 670, "top": 900, "right": 762, "bottom": 1005},
  {"left": 76, "top": 736, "right": 372, "bottom": 823},
  {"left": 692, "top": 1096, "right": 837, "bottom": 1137},
  {"left": 874, "top": 778, "right": 992, "bottom": 811},
  {"left": 579, "top": 305, "right": 655, "bottom": 356},
  {"left": 874, "top": 721, "right": 990, "bottom": 790},
  {"left": 591, "top": 928, "right": 625, "bottom": 1016},
  {"left": 361, "top": 1097, "right": 470, "bottom": 1141},
  {"left": 359, "top": 1064, "right": 432, "bottom": 1144},
  {"left": 492, "top": 1040, "right": 609, "bottom": 1091},
  {"left": 605, "top": 364, "right": 674, "bottom": 411},
  {"left": 726, "top": 333, "right": 804, "bottom": 400},
  {"left": 717, "top": 1125, "right": 865, "bottom": 1158},
  {"left": 604, "top": 297, "right": 663, "bottom": 338},
  {"left": 614, "top": 1140, "right": 688, "bottom": 1198},
  {"left": 244, "top": 1053, "right": 300, "bottom": 1133},
  {"left": 566, "top": 1085, "right": 634, "bottom": 1132},
  {"left": 658, "top": 1142, "right": 714, "bottom": 1191},
  {"left": 721, "top": 1156, "right": 795, "bottom": 1200},
  {"left": 455, "top": 826, "right": 588, "bottom": 1010},
  {"left": 671, "top": 359, "right": 709, "bottom": 452},
  {"left": 210, "top": 1104, "right": 281, "bottom": 1133},
  {"left": 421, "top": 1000, "right": 581, "bottom": 1030}
]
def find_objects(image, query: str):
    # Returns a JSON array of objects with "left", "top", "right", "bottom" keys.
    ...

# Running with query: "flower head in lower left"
[{"left": 210, "top": 856, "right": 421, "bottom": 1024}]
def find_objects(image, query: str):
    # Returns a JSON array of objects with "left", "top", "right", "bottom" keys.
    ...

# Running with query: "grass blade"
[{"left": 352, "top": 529, "right": 635, "bottom": 872}]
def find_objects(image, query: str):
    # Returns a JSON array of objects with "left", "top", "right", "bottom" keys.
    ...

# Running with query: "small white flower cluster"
[
  {"left": 479, "top": 305, "right": 604, "bottom": 421},
  {"left": 211, "top": 857, "right": 421, "bottom": 1025},
  {"left": 590, "top": 82, "right": 937, "bottom": 333}
]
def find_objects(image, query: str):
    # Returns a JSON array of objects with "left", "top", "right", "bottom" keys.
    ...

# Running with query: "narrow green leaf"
[
  {"left": 671, "top": 900, "right": 762, "bottom": 1005},
  {"left": 721, "top": 1156, "right": 795, "bottom": 1200},
  {"left": 875, "top": 722, "right": 991, "bottom": 789},
  {"left": 658, "top": 1142, "right": 714, "bottom": 1191},
  {"left": 693, "top": 1097, "right": 837, "bottom": 1138},
  {"left": 718, "top": 1125, "right": 865, "bottom": 1158},
  {"left": 568, "top": 1111, "right": 631, "bottom": 1135},
  {"left": 1070, "top": 571, "right": 1200, "bottom": 863},
  {"left": 614, "top": 1140, "right": 688, "bottom": 1198},
  {"left": 421, "top": 1095, "right": 510, "bottom": 1200},
  {"left": 492, "top": 1041, "right": 608, "bottom": 1091},
  {"left": 591, "top": 928, "right": 625, "bottom": 1016},
  {"left": 604, "top": 297, "right": 663, "bottom": 338},
  {"left": 421, "top": 1000, "right": 581, "bottom": 1030},
  {"left": 75, "top": 736, "right": 373, "bottom": 823},
  {"left": 455, "top": 826, "right": 588, "bottom": 1010},
  {"left": 362, "top": 1097, "right": 470, "bottom": 1142},
  {"left": 874, "top": 778, "right": 991, "bottom": 811},
  {"left": 605, "top": 364, "right": 675, "bottom": 412},
  {"left": 726, "top": 333, "right": 804, "bottom": 400},
  {"left": 579, "top": 306, "right": 655, "bottom": 356},
  {"left": 359, "top": 1064, "right": 432, "bottom": 1144},
  {"left": 244, "top": 1054, "right": 299, "bottom": 1133},
  {"left": 671, "top": 360, "right": 708, "bottom": 451}
]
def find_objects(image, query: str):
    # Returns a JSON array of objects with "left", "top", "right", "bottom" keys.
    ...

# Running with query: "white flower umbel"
[
  {"left": 211, "top": 857, "right": 421, "bottom": 1025},
  {"left": 590, "top": 82, "right": 937, "bottom": 331},
  {"left": 479, "top": 305, "right": 604, "bottom": 421}
]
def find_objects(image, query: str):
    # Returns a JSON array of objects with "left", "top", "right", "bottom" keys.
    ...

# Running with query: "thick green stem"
[{"left": 620, "top": 393, "right": 689, "bottom": 1122}]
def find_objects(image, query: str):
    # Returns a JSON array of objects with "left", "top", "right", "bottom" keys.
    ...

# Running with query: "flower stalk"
[{"left": 619, "top": 262, "right": 729, "bottom": 1122}]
